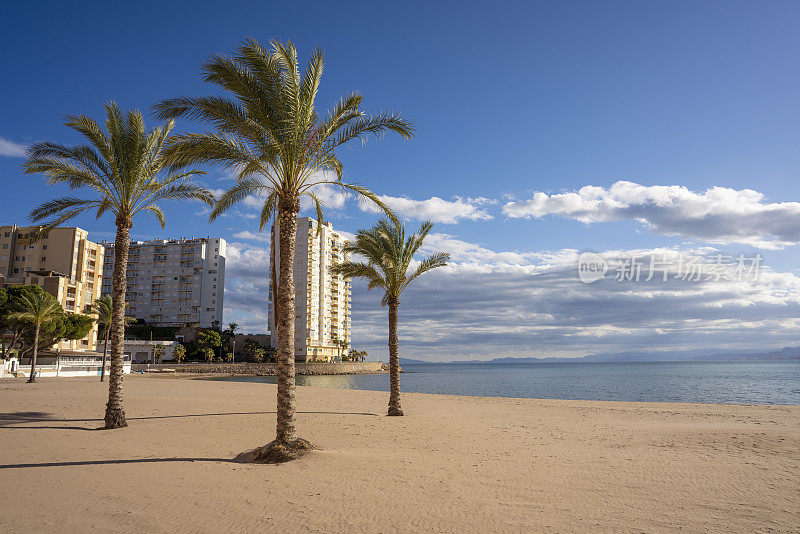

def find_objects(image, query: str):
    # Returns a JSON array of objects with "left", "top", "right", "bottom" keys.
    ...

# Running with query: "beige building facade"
[
  {"left": 269, "top": 218, "right": 352, "bottom": 362},
  {"left": 0, "top": 225, "right": 104, "bottom": 351}
]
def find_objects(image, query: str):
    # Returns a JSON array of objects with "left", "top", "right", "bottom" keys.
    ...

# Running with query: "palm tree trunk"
[
  {"left": 270, "top": 223, "right": 279, "bottom": 341},
  {"left": 27, "top": 323, "right": 40, "bottom": 383},
  {"left": 100, "top": 326, "right": 109, "bottom": 382},
  {"left": 387, "top": 298, "right": 403, "bottom": 416},
  {"left": 104, "top": 218, "right": 131, "bottom": 429},
  {"left": 253, "top": 200, "right": 312, "bottom": 463},
  {"left": 275, "top": 201, "right": 299, "bottom": 443}
]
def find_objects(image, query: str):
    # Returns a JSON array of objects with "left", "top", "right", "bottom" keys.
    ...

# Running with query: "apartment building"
[
  {"left": 0, "top": 225, "right": 104, "bottom": 351},
  {"left": 101, "top": 237, "right": 225, "bottom": 327},
  {"left": 268, "top": 218, "right": 351, "bottom": 362}
]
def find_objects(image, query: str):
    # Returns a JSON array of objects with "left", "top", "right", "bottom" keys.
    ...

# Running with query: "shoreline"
[{"left": 5, "top": 374, "right": 798, "bottom": 406}]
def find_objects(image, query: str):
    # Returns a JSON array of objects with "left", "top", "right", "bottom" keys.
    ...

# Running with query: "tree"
[
  {"left": 3, "top": 286, "right": 82, "bottom": 359},
  {"left": 153, "top": 38, "right": 413, "bottom": 462},
  {"left": 153, "top": 344, "right": 166, "bottom": 364},
  {"left": 23, "top": 103, "right": 213, "bottom": 428},
  {"left": 8, "top": 290, "right": 63, "bottom": 382},
  {"left": 333, "top": 219, "right": 449, "bottom": 416},
  {"left": 173, "top": 343, "right": 186, "bottom": 363},
  {"left": 25, "top": 313, "right": 95, "bottom": 355},
  {"left": 331, "top": 333, "right": 341, "bottom": 362},
  {"left": 87, "top": 295, "right": 132, "bottom": 381},
  {"left": 0, "top": 289, "right": 8, "bottom": 356},
  {"left": 1, "top": 285, "right": 46, "bottom": 357},
  {"left": 252, "top": 348, "right": 265, "bottom": 363},
  {"left": 203, "top": 347, "right": 214, "bottom": 363},
  {"left": 196, "top": 329, "right": 221, "bottom": 353}
]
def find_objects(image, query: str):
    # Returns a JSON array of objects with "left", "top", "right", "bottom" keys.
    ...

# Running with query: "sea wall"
[{"left": 131, "top": 361, "right": 388, "bottom": 375}]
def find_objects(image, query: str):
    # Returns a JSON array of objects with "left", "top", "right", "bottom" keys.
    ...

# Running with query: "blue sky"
[{"left": 3, "top": 1, "right": 800, "bottom": 360}]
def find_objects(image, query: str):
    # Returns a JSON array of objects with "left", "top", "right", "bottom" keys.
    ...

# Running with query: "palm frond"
[
  {"left": 327, "top": 112, "right": 414, "bottom": 150},
  {"left": 258, "top": 192, "right": 278, "bottom": 231},
  {"left": 151, "top": 38, "right": 412, "bottom": 228},
  {"left": 306, "top": 191, "right": 325, "bottom": 234},
  {"left": 144, "top": 206, "right": 167, "bottom": 228},
  {"left": 209, "top": 177, "right": 265, "bottom": 222},
  {"left": 316, "top": 181, "right": 399, "bottom": 225},
  {"left": 405, "top": 252, "right": 450, "bottom": 288}
]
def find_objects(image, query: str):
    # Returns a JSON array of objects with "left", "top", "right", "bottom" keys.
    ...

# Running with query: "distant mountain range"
[{"left": 399, "top": 346, "right": 800, "bottom": 365}]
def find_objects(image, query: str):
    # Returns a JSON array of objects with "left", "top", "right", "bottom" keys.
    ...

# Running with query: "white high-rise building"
[
  {"left": 269, "top": 218, "right": 351, "bottom": 362},
  {"left": 101, "top": 237, "right": 225, "bottom": 327}
]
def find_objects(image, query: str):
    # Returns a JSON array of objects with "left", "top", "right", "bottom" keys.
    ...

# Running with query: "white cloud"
[
  {"left": 502, "top": 181, "right": 800, "bottom": 249},
  {"left": 360, "top": 195, "right": 494, "bottom": 223},
  {"left": 299, "top": 183, "right": 348, "bottom": 211},
  {"left": 0, "top": 136, "right": 27, "bottom": 157},
  {"left": 232, "top": 230, "right": 270, "bottom": 242}
]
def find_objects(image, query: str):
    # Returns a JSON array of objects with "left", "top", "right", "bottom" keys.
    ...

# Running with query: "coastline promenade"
[{"left": 131, "top": 361, "right": 388, "bottom": 376}]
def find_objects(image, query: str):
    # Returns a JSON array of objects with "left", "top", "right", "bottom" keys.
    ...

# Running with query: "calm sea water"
[{"left": 216, "top": 361, "right": 800, "bottom": 405}]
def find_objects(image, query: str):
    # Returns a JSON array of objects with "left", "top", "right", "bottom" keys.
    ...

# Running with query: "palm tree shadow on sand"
[{"left": 0, "top": 410, "right": 379, "bottom": 465}]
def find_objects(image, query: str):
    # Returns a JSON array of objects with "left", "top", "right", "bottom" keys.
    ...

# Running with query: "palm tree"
[
  {"left": 333, "top": 219, "right": 449, "bottom": 416},
  {"left": 8, "top": 291, "right": 63, "bottom": 383},
  {"left": 22, "top": 103, "right": 213, "bottom": 428},
  {"left": 87, "top": 295, "right": 133, "bottom": 382},
  {"left": 153, "top": 38, "right": 413, "bottom": 461},
  {"left": 88, "top": 295, "right": 112, "bottom": 382}
]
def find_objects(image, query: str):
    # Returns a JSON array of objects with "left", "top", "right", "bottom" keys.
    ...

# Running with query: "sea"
[{"left": 216, "top": 360, "right": 800, "bottom": 405}]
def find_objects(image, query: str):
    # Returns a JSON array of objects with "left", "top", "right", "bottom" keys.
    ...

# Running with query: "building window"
[{"left": 42, "top": 245, "right": 47, "bottom": 250}]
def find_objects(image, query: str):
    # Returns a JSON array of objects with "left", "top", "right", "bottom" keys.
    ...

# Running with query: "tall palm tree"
[
  {"left": 8, "top": 291, "right": 63, "bottom": 383},
  {"left": 22, "top": 103, "right": 213, "bottom": 428},
  {"left": 88, "top": 295, "right": 132, "bottom": 382},
  {"left": 333, "top": 219, "right": 449, "bottom": 416},
  {"left": 153, "top": 38, "right": 413, "bottom": 462}
]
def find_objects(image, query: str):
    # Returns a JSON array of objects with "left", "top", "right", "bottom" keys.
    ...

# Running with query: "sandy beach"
[{"left": 0, "top": 376, "right": 797, "bottom": 533}]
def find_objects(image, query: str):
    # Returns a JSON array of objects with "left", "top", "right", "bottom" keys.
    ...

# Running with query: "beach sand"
[{"left": 0, "top": 376, "right": 797, "bottom": 533}]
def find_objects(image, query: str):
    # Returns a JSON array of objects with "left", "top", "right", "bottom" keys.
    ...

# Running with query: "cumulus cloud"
[
  {"left": 0, "top": 136, "right": 27, "bottom": 157},
  {"left": 359, "top": 195, "right": 494, "bottom": 223},
  {"left": 502, "top": 181, "right": 800, "bottom": 249}
]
